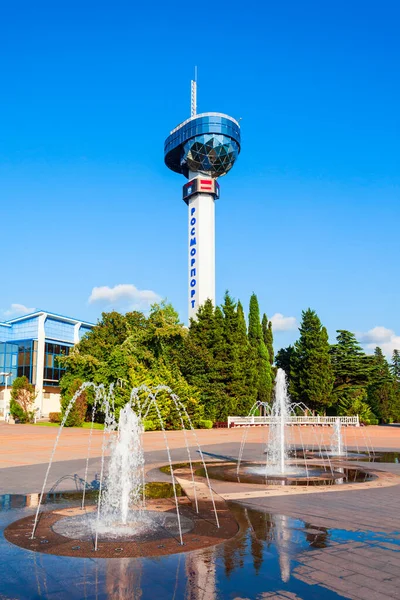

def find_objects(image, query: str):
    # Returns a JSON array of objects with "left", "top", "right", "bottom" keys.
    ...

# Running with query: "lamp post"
[{"left": 0, "top": 372, "right": 12, "bottom": 422}]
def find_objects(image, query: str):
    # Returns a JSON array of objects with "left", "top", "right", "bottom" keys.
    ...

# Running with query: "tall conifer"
[
  {"left": 290, "top": 309, "right": 334, "bottom": 411},
  {"left": 248, "top": 294, "right": 272, "bottom": 404},
  {"left": 368, "top": 347, "right": 400, "bottom": 423},
  {"left": 330, "top": 330, "right": 372, "bottom": 397},
  {"left": 391, "top": 350, "right": 400, "bottom": 382},
  {"left": 262, "top": 314, "right": 274, "bottom": 365}
]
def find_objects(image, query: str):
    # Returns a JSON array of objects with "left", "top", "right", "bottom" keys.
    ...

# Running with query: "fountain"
[
  {"left": 265, "top": 369, "right": 292, "bottom": 475},
  {"left": 6, "top": 383, "right": 239, "bottom": 558},
  {"left": 223, "top": 368, "right": 371, "bottom": 486},
  {"left": 330, "top": 417, "right": 345, "bottom": 457}
]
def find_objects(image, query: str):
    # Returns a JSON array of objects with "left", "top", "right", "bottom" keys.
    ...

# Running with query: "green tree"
[
  {"left": 248, "top": 293, "right": 272, "bottom": 404},
  {"left": 338, "top": 389, "right": 377, "bottom": 425},
  {"left": 235, "top": 300, "right": 258, "bottom": 414},
  {"left": 290, "top": 309, "right": 334, "bottom": 411},
  {"left": 275, "top": 345, "right": 295, "bottom": 380},
  {"left": 179, "top": 300, "right": 230, "bottom": 421},
  {"left": 391, "top": 349, "right": 400, "bottom": 382},
  {"left": 10, "top": 376, "right": 35, "bottom": 423},
  {"left": 367, "top": 347, "right": 400, "bottom": 423},
  {"left": 61, "top": 303, "right": 203, "bottom": 429},
  {"left": 60, "top": 377, "right": 88, "bottom": 427},
  {"left": 262, "top": 314, "right": 274, "bottom": 365},
  {"left": 330, "top": 330, "right": 372, "bottom": 405}
]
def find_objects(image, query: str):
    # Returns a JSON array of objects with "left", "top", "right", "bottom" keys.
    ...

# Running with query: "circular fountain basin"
[
  {"left": 5, "top": 495, "right": 239, "bottom": 559},
  {"left": 52, "top": 509, "right": 194, "bottom": 541},
  {"left": 197, "top": 462, "right": 374, "bottom": 486},
  {"left": 295, "top": 450, "right": 370, "bottom": 460}
]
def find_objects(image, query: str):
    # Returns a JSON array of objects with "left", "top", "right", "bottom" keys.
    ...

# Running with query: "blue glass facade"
[
  {"left": 0, "top": 311, "right": 93, "bottom": 388},
  {"left": 164, "top": 113, "right": 241, "bottom": 178}
]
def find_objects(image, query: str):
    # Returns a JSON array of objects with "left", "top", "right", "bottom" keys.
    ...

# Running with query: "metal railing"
[{"left": 227, "top": 415, "right": 360, "bottom": 428}]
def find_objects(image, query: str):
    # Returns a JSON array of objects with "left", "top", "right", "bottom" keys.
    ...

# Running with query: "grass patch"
[
  {"left": 159, "top": 462, "right": 191, "bottom": 475},
  {"left": 33, "top": 421, "right": 104, "bottom": 430},
  {"left": 82, "top": 422, "right": 104, "bottom": 430}
]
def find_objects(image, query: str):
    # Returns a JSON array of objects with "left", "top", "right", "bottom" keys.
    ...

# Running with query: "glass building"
[{"left": 0, "top": 311, "right": 94, "bottom": 419}]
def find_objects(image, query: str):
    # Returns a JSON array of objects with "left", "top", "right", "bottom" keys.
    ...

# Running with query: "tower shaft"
[{"left": 187, "top": 190, "right": 215, "bottom": 319}]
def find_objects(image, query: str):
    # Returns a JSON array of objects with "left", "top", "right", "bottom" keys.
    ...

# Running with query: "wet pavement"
[
  {"left": 3, "top": 493, "right": 399, "bottom": 599},
  {"left": 1, "top": 423, "right": 400, "bottom": 598}
]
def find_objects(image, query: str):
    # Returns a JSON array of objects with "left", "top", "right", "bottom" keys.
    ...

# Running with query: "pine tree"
[
  {"left": 391, "top": 349, "right": 400, "bottom": 382},
  {"left": 275, "top": 345, "right": 295, "bottom": 380},
  {"left": 368, "top": 347, "right": 400, "bottom": 423},
  {"left": 290, "top": 309, "right": 334, "bottom": 411},
  {"left": 248, "top": 294, "right": 272, "bottom": 404},
  {"left": 330, "top": 330, "right": 372, "bottom": 400},
  {"left": 262, "top": 314, "right": 274, "bottom": 365}
]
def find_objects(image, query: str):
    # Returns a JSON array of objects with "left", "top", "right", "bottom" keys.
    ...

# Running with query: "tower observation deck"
[{"left": 164, "top": 83, "right": 241, "bottom": 320}]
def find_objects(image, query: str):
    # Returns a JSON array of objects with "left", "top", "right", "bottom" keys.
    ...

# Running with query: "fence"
[{"left": 227, "top": 415, "right": 360, "bottom": 428}]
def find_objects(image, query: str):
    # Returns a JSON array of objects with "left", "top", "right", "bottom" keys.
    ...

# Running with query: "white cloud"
[
  {"left": 358, "top": 326, "right": 400, "bottom": 357},
  {"left": 2, "top": 303, "right": 36, "bottom": 317},
  {"left": 88, "top": 284, "right": 161, "bottom": 311},
  {"left": 270, "top": 313, "right": 297, "bottom": 332}
]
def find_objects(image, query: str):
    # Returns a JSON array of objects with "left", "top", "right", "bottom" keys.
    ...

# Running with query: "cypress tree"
[
  {"left": 290, "top": 309, "right": 334, "bottom": 411},
  {"left": 391, "top": 349, "right": 400, "bottom": 382},
  {"left": 248, "top": 294, "right": 272, "bottom": 404},
  {"left": 262, "top": 314, "right": 274, "bottom": 365},
  {"left": 235, "top": 300, "right": 258, "bottom": 414}
]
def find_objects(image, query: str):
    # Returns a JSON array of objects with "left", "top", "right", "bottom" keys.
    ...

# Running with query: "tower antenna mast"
[{"left": 191, "top": 67, "right": 197, "bottom": 117}]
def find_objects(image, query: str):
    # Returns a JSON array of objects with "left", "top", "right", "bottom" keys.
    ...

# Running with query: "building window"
[{"left": 43, "top": 343, "right": 70, "bottom": 387}]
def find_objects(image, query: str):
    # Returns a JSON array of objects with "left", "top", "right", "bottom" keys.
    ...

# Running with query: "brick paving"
[
  {"left": 1, "top": 422, "right": 399, "bottom": 469},
  {"left": 1, "top": 421, "right": 400, "bottom": 599},
  {"left": 293, "top": 540, "right": 400, "bottom": 599}
]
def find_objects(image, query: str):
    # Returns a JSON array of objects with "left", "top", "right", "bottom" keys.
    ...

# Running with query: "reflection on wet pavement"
[{"left": 0, "top": 494, "right": 399, "bottom": 599}]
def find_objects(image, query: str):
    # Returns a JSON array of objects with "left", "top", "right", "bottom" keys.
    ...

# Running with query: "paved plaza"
[{"left": 0, "top": 422, "right": 400, "bottom": 599}]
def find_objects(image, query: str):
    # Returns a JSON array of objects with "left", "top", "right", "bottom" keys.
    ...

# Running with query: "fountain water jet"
[
  {"left": 30, "top": 383, "right": 221, "bottom": 551},
  {"left": 330, "top": 417, "right": 345, "bottom": 457},
  {"left": 100, "top": 405, "right": 145, "bottom": 527},
  {"left": 265, "top": 369, "right": 291, "bottom": 475}
]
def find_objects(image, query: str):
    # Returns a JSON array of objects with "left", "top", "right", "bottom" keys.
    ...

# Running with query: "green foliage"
[
  {"left": 391, "top": 349, "right": 400, "bottom": 382},
  {"left": 199, "top": 419, "right": 213, "bottom": 429},
  {"left": 143, "top": 419, "right": 157, "bottom": 432},
  {"left": 275, "top": 345, "right": 295, "bottom": 379},
  {"left": 61, "top": 302, "right": 203, "bottom": 429},
  {"left": 10, "top": 376, "right": 35, "bottom": 423},
  {"left": 283, "top": 321, "right": 400, "bottom": 423},
  {"left": 367, "top": 347, "right": 400, "bottom": 423},
  {"left": 179, "top": 293, "right": 265, "bottom": 420},
  {"left": 262, "top": 314, "right": 274, "bottom": 365},
  {"left": 330, "top": 330, "right": 373, "bottom": 398},
  {"left": 10, "top": 399, "right": 27, "bottom": 422},
  {"left": 337, "top": 389, "right": 378, "bottom": 425},
  {"left": 60, "top": 378, "right": 88, "bottom": 427},
  {"left": 248, "top": 294, "right": 272, "bottom": 404},
  {"left": 49, "top": 412, "right": 61, "bottom": 423},
  {"left": 61, "top": 295, "right": 279, "bottom": 427},
  {"left": 290, "top": 309, "right": 334, "bottom": 411}
]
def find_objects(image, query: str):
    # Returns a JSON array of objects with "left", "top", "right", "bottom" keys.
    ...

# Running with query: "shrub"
[
  {"left": 61, "top": 378, "right": 88, "bottom": 427},
  {"left": 10, "top": 399, "right": 28, "bottom": 423},
  {"left": 10, "top": 376, "right": 35, "bottom": 423},
  {"left": 49, "top": 412, "right": 61, "bottom": 423},
  {"left": 199, "top": 419, "right": 213, "bottom": 429},
  {"left": 143, "top": 419, "right": 157, "bottom": 431}
]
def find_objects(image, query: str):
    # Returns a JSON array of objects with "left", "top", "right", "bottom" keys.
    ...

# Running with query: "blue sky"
[{"left": 1, "top": 0, "right": 399, "bottom": 356}]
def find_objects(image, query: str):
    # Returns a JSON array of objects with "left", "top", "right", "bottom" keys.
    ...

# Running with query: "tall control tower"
[{"left": 164, "top": 78, "right": 241, "bottom": 320}]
